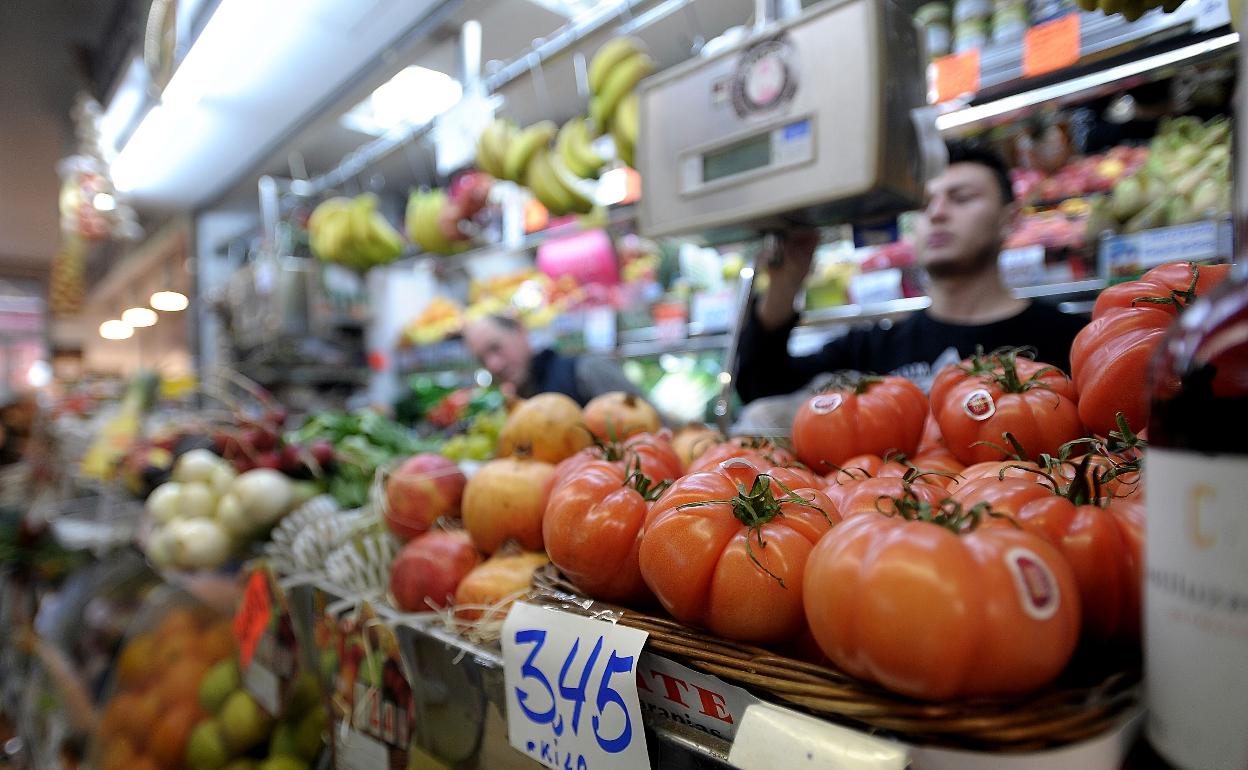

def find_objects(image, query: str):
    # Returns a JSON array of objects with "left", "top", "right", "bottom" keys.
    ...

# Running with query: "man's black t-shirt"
[{"left": 735, "top": 300, "right": 1088, "bottom": 403}]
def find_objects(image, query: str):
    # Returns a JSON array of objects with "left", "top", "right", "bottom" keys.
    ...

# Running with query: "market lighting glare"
[
  {"left": 93, "top": 192, "right": 117, "bottom": 212},
  {"left": 26, "top": 361, "right": 51, "bottom": 388},
  {"left": 99, "top": 320, "right": 134, "bottom": 340},
  {"left": 122, "top": 306, "right": 158, "bottom": 327},
  {"left": 150, "top": 290, "right": 189, "bottom": 311},
  {"left": 341, "top": 66, "right": 463, "bottom": 136}
]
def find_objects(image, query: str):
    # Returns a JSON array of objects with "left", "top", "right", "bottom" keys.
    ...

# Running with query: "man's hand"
[{"left": 756, "top": 229, "right": 818, "bottom": 331}]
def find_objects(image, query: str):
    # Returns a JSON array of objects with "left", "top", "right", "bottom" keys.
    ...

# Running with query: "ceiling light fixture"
[
  {"left": 150, "top": 290, "right": 189, "bottom": 312},
  {"left": 122, "top": 306, "right": 158, "bottom": 327},
  {"left": 99, "top": 320, "right": 135, "bottom": 340},
  {"left": 340, "top": 65, "right": 463, "bottom": 137}
]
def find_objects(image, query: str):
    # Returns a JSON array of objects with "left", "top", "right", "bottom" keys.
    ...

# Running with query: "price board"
[
  {"left": 1022, "top": 14, "right": 1080, "bottom": 78},
  {"left": 502, "top": 602, "right": 650, "bottom": 770},
  {"left": 234, "top": 563, "right": 307, "bottom": 717}
]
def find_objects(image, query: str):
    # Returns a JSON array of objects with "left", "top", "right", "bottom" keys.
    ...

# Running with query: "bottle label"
[{"left": 1145, "top": 448, "right": 1248, "bottom": 770}]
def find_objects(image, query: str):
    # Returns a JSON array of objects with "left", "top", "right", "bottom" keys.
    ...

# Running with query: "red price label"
[
  {"left": 932, "top": 49, "right": 980, "bottom": 103},
  {"left": 233, "top": 570, "right": 272, "bottom": 669},
  {"left": 1023, "top": 14, "right": 1080, "bottom": 78}
]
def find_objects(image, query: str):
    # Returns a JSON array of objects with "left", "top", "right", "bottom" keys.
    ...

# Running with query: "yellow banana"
[
  {"left": 526, "top": 149, "right": 572, "bottom": 216},
  {"left": 549, "top": 153, "right": 596, "bottom": 214},
  {"left": 557, "top": 117, "right": 604, "bottom": 179},
  {"left": 588, "top": 37, "right": 646, "bottom": 95},
  {"left": 503, "top": 121, "right": 557, "bottom": 183},
  {"left": 613, "top": 92, "right": 639, "bottom": 149},
  {"left": 591, "top": 53, "right": 654, "bottom": 134},
  {"left": 477, "top": 118, "right": 515, "bottom": 177}
]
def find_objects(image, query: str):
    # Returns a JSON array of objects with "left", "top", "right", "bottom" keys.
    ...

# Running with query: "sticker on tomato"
[
  {"left": 1005, "top": 547, "right": 1061, "bottom": 621},
  {"left": 962, "top": 389, "right": 996, "bottom": 421},
  {"left": 810, "top": 394, "right": 843, "bottom": 415}
]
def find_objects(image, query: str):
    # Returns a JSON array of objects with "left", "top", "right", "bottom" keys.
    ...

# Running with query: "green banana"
[
  {"left": 549, "top": 153, "right": 596, "bottom": 214},
  {"left": 526, "top": 150, "right": 572, "bottom": 216},
  {"left": 591, "top": 53, "right": 654, "bottom": 134},
  {"left": 503, "top": 121, "right": 557, "bottom": 184},
  {"left": 588, "top": 37, "right": 646, "bottom": 95},
  {"left": 557, "top": 117, "right": 604, "bottom": 179},
  {"left": 408, "top": 191, "right": 454, "bottom": 255}
]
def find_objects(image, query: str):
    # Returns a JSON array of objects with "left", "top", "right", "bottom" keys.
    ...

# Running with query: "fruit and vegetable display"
[
  {"left": 92, "top": 603, "right": 324, "bottom": 770},
  {"left": 1088, "top": 116, "right": 1231, "bottom": 236}
]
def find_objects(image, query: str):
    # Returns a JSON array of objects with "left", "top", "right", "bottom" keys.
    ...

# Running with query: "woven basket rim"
[{"left": 530, "top": 564, "right": 1140, "bottom": 752}]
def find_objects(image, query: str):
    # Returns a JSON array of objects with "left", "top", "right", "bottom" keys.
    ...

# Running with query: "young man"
[
  {"left": 735, "top": 141, "right": 1087, "bottom": 404},
  {"left": 462, "top": 314, "right": 644, "bottom": 406}
]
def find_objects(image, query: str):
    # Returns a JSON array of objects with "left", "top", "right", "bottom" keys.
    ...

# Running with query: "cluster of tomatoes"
[{"left": 382, "top": 261, "right": 1225, "bottom": 703}]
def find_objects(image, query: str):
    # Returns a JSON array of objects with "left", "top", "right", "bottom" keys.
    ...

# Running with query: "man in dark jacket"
[
  {"left": 463, "top": 314, "right": 642, "bottom": 406},
  {"left": 736, "top": 141, "right": 1087, "bottom": 405}
]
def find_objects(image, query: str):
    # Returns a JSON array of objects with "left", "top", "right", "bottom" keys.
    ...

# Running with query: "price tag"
[
  {"left": 1193, "top": 0, "right": 1231, "bottom": 31},
  {"left": 931, "top": 49, "right": 980, "bottom": 103},
  {"left": 728, "top": 703, "right": 909, "bottom": 769},
  {"left": 502, "top": 602, "right": 650, "bottom": 770},
  {"left": 1023, "top": 14, "right": 1080, "bottom": 78},
  {"left": 690, "top": 290, "right": 737, "bottom": 334},
  {"left": 635, "top": 653, "right": 758, "bottom": 742},
  {"left": 848, "top": 268, "right": 903, "bottom": 305},
  {"left": 998, "top": 245, "right": 1047, "bottom": 287},
  {"left": 234, "top": 570, "right": 272, "bottom": 669},
  {"left": 584, "top": 307, "right": 617, "bottom": 352}
]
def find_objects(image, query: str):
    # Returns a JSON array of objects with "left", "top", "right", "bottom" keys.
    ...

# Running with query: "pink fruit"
[
  {"left": 389, "top": 530, "right": 481, "bottom": 611},
  {"left": 384, "top": 454, "right": 467, "bottom": 541}
]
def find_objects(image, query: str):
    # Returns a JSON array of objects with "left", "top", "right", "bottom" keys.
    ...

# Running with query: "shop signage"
[
  {"left": 635, "top": 653, "right": 758, "bottom": 742},
  {"left": 235, "top": 564, "right": 307, "bottom": 717},
  {"left": 1099, "top": 220, "right": 1222, "bottom": 280},
  {"left": 1023, "top": 14, "right": 1081, "bottom": 78},
  {"left": 234, "top": 569, "right": 273, "bottom": 669},
  {"left": 502, "top": 602, "right": 651, "bottom": 770},
  {"left": 931, "top": 49, "right": 980, "bottom": 104}
]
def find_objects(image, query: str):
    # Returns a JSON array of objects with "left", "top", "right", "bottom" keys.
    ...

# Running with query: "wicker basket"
[{"left": 531, "top": 565, "right": 1139, "bottom": 752}]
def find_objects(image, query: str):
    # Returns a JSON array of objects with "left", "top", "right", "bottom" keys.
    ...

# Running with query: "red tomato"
[
  {"left": 909, "top": 448, "right": 965, "bottom": 487},
  {"left": 542, "top": 460, "right": 662, "bottom": 605},
  {"left": 639, "top": 461, "right": 840, "bottom": 644},
  {"left": 917, "top": 413, "right": 945, "bottom": 454},
  {"left": 791, "top": 377, "right": 929, "bottom": 473},
  {"left": 803, "top": 513, "right": 1081, "bottom": 700},
  {"left": 953, "top": 473, "right": 1144, "bottom": 642},
  {"left": 685, "top": 437, "right": 793, "bottom": 475},
  {"left": 1074, "top": 261, "right": 1230, "bottom": 436},
  {"left": 833, "top": 474, "right": 947, "bottom": 519},
  {"left": 933, "top": 351, "right": 1083, "bottom": 465},
  {"left": 550, "top": 432, "right": 682, "bottom": 497}
]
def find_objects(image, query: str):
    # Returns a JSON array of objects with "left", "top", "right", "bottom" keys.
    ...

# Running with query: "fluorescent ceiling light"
[
  {"left": 340, "top": 66, "right": 463, "bottom": 137},
  {"left": 100, "top": 320, "right": 134, "bottom": 340},
  {"left": 937, "top": 32, "right": 1239, "bottom": 132},
  {"left": 93, "top": 192, "right": 116, "bottom": 211},
  {"left": 122, "top": 306, "right": 158, "bottom": 327},
  {"left": 99, "top": 56, "right": 150, "bottom": 159},
  {"left": 150, "top": 290, "right": 189, "bottom": 311}
]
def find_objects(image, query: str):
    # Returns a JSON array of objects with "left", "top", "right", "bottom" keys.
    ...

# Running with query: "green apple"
[
  {"left": 268, "top": 722, "right": 299, "bottom": 758},
  {"left": 187, "top": 720, "right": 231, "bottom": 770},
  {"left": 293, "top": 706, "right": 326, "bottom": 761},
  {"left": 257, "top": 757, "right": 309, "bottom": 770},
  {"left": 219, "top": 691, "right": 274, "bottom": 753},
  {"left": 199, "top": 660, "right": 241, "bottom": 715}
]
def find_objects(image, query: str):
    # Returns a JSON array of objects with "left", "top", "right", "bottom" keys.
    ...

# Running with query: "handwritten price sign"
[{"left": 502, "top": 602, "right": 650, "bottom": 770}]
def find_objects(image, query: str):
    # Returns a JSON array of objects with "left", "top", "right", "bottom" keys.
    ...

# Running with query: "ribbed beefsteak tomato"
[
  {"left": 932, "top": 350, "right": 1083, "bottom": 465},
  {"left": 803, "top": 507, "right": 1081, "bottom": 700},
  {"left": 639, "top": 459, "right": 839, "bottom": 644},
  {"left": 1072, "top": 262, "right": 1230, "bottom": 436},
  {"left": 791, "top": 377, "right": 929, "bottom": 473},
  {"left": 542, "top": 459, "right": 667, "bottom": 605}
]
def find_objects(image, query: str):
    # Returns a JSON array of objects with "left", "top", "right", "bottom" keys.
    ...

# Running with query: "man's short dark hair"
[
  {"left": 484, "top": 313, "right": 524, "bottom": 332},
  {"left": 945, "top": 140, "right": 1015, "bottom": 205}
]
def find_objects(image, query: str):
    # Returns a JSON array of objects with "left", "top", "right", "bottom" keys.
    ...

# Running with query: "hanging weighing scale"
[{"left": 635, "top": 0, "right": 946, "bottom": 427}]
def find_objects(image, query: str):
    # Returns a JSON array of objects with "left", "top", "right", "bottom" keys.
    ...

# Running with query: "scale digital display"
[
  {"left": 699, "top": 119, "right": 811, "bottom": 185},
  {"left": 702, "top": 133, "right": 771, "bottom": 183}
]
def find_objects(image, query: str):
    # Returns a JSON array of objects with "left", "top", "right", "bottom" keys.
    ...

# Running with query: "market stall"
[{"left": 4, "top": 0, "right": 1247, "bottom": 768}]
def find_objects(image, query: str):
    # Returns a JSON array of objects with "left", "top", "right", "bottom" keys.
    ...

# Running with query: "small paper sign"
[
  {"left": 1023, "top": 14, "right": 1080, "bottom": 78},
  {"left": 932, "top": 49, "right": 980, "bottom": 103},
  {"left": 502, "top": 602, "right": 650, "bottom": 770},
  {"left": 234, "top": 570, "right": 272, "bottom": 669},
  {"left": 728, "top": 703, "right": 910, "bottom": 769},
  {"left": 636, "top": 653, "right": 758, "bottom": 742}
]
